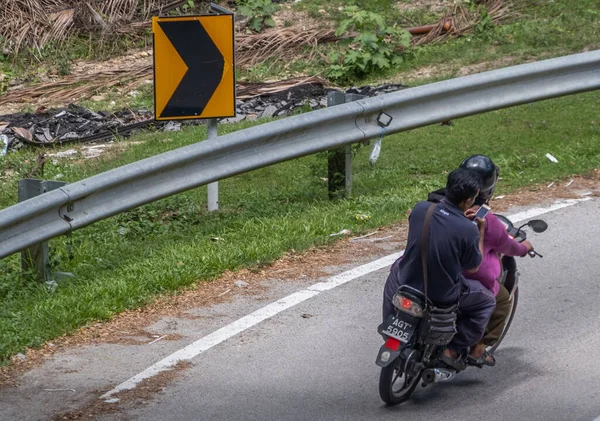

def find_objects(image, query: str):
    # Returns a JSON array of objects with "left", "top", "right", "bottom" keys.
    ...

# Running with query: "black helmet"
[{"left": 459, "top": 155, "right": 499, "bottom": 204}]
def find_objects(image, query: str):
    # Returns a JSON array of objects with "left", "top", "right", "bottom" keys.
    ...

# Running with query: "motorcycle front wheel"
[{"left": 378, "top": 363, "right": 422, "bottom": 406}]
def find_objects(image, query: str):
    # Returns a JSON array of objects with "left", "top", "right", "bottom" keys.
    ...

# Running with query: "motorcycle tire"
[
  {"left": 379, "top": 363, "right": 422, "bottom": 406},
  {"left": 488, "top": 287, "right": 519, "bottom": 354}
]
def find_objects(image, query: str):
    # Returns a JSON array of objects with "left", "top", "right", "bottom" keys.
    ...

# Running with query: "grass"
[
  {"left": 2, "top": 0, "right": 599, "bottom": 113},
  {"left": 1, "top": 90, "right": 599, "bottom": 363},
  {"left": 0, "top": 0, "right": 599, "bottom": 364},
  {"left": 296, "top": 0, "right": 442, "bottom": 24},
  {"left": 280, "top": 0, "right": 600, "bottom": 85},
  {"left": 368, "top": 0, "right": 600, "bottom": 84},
  {"left": 78, "top": 83, "right": 156, "bottom": 113}
]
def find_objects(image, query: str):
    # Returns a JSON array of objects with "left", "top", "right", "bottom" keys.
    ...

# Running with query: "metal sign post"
[
  {"left": 207, "top": 119, "right": 219, "bottom": 211},
  {"left": 326, "top": 92, "right": 346, "bottom": 199},
  {"left": 153, "top": 7, "right": 235, "bottom": 212}
]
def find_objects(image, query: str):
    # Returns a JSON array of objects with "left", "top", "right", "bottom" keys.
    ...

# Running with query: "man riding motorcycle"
[
  {"left": 383, "top": 168, "right": 496, "bottom": 370},
  {"left": 428, "top": 155, "right": 535, "bottom": 366}
]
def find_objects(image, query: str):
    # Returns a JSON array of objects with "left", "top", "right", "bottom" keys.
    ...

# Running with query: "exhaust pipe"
[{"left": 422, "top": 368, "right": 456, "bottom": 384}]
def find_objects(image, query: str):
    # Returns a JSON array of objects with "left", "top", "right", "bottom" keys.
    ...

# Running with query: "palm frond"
[{"left": 0, "top": 0, "right": 182, "bottom": 53}]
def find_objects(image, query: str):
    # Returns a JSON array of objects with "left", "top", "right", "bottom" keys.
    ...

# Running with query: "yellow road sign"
[{"left": 152, "top": 14, "right": 235, "bottom": 120}]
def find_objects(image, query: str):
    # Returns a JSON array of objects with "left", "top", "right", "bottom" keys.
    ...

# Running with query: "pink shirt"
[{"left": 463, "top": 213, "right": 528, "bottom": 296}]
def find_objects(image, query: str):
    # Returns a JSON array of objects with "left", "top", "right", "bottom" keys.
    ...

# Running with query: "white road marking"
[
  {"left": 100, "top": 197, "right": 592, "bottom": 401},
  {"left": 504, "top": 198, "right": 591, "bottom": 224}
]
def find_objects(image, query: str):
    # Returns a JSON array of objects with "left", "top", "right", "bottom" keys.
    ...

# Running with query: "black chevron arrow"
[{"left": 158, "top": 20, "right": 224, "bottom": 118}]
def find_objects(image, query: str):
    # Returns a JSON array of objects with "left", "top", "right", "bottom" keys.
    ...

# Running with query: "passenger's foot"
[
  {"left": 467, "top": 343, "right": 496, "bottom": 367},
  {"left": 441, "top": 348, "right": 467, "bottom": 371},
  {"left": 443, "top": 348, "right": 458, "bottom": 359}
]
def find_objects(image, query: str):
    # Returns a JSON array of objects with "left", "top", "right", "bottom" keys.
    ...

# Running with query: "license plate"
[{"left": 382, "top": 314, "right": 416, "bottom": 343}]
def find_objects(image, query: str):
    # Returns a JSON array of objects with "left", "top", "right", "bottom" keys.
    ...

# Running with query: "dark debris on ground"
[{"left": 0, "top": 83, "right": 406, "bottom": 153}]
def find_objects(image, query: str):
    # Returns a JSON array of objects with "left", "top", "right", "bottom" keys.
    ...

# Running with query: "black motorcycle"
[{"left": 376, "top": 215, "right": 548, "bottom": 406}]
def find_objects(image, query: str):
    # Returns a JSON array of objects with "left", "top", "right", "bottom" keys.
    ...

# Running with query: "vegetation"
[
  {"left": 328, "top": 7, "right": 411, "bottom": 83},
  {"left": 1, "top": 90, "right": 599, "bottom": 362},
  {"left": 238, "top": 0, "right": 280, "bottom": 32},
  {"left": 0, "top": 0, "right": 599, "bottom": 363},
  {"left": 0, "top": 0, "right": 598, "bottom": 109}
]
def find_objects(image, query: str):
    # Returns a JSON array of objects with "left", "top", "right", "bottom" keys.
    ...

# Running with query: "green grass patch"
[
  {"left": 286, "top": 0, "right": 600, "bottom": 85},
  {"left": 1, "top": 90, "right": 599, "bottom": 363},
  {"left": 369, "top": 0, "right": 600, "bottom": 82}
]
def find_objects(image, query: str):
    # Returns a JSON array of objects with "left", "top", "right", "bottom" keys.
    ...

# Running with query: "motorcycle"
[{"left": 376, "top": 215, "right": 548, "bottom": 406}]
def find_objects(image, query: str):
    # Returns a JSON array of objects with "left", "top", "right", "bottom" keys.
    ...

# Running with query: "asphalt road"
[{"left": 118, "top": 199, "right": 600, "bottom": 421}]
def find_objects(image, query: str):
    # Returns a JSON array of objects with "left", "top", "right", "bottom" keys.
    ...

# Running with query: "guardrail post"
[
  {"left": 18, "top": 179, "right": 67, "bottom": 281},
  {"left": 344, "top": 93, "right": 367, "bottom": 195},
  {"left": 327, "top": 92, "right": 367, "bottom": 199},
  {"left": 207, "top": 119, "right": 219, "bottom": 211},
  {"left": 327, "top": 92, "right": 348, "bottom": 199},
  {"left": 345, "top": 143, "right": 352, "bottom": 196}
]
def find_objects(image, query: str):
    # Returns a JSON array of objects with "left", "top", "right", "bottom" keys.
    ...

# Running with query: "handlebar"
[
  {"left": 510, "top": 227, "right": 543, "bottom": 258},
  {"left": 528, "top": 250, "right": 543, "bottom": 258},
  {"left": 497, "top": 214, "right": 547, "bottom": 259}
]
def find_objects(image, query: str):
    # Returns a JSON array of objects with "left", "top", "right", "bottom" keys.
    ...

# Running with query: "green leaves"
[
  {"left": 356, "top": 32, "right": 378, "bottom": 48},
  {"left": 335, "top": 19, "right": 353, "bottom": 37},
  {"left": 397, "top": 29, "right": 412, "bottom": 48},
  {"left": 328, "top": 6, "right": 412, "bottom": 82},
  {"left": 238, "top": 0, "right": 280, "bottom": 33},
  {"left": 371, "top": 52, "right": 390, "bottom": 69}
]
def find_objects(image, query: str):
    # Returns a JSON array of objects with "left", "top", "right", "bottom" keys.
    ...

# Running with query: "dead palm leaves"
[
  {"left": 0, "top": 0, "right": 187, "bottom": 54},
  {"left": 0, "top": 0, "right": 518, "bottom": 110},
  {"left": 0, "top": 23, "right": 338, "bottom": 107},
  {"left": 0, "top": 65, "right": 153, "bottom": 106},
  {"left": 411, "top": 0, "right": 517, "bottom": 46},
  {"left": 0, "top": 0, "right": 72, "bottom": 53},
  {"left": 237, "top": 27, "right": 339, "bottom": 68}
]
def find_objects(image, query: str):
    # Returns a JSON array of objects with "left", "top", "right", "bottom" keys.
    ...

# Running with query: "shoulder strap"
[{"left": 421, "top": 203, "right": 438, "bottom": 305}]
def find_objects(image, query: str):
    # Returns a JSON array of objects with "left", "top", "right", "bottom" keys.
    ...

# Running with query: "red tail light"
[
  {"left": 385, "top": 337, "right": 401, "bottom": 351},
  {"left": 392, "top": 293, "right": 424, "bottom": 317}
]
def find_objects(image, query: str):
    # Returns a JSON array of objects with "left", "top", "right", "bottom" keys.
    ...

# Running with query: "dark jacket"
[{"left": 427, "top": 187, "right": 446, "bottom": 203}]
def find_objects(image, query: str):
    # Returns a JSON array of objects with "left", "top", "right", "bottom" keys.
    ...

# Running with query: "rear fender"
[{"left": 375, "top": 337, "right": 403, "bottom": 367}]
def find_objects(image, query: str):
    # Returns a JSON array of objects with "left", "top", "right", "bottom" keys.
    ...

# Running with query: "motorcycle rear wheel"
[
  {"left": 488, "top": 287, "right": 519, "bottom": 354},
  {"left": 379, "top": 363, "right": 422, "bottom": 406}
]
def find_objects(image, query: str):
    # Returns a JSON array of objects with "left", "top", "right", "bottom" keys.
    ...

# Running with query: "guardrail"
[{"left": 1, "top": 50, "right": 599, "bottom": 259}]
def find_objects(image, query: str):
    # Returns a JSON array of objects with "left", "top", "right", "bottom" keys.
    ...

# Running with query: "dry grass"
[
  {"left": 0, "top": 65, "right": 153, "bottom": 106},
  {"left": 0, "top": 0, "right": 516, "bottom": 109},
  {"left": 237, "top": 26, "right": 338, "bottom": 68},
  {"left": 0, "top": 68, "right": 325, "bottom": 107},
  {"left": 412, "top": 0, "right": 517, "bottom": 46},
  {"left": 236, "top": 76, "right": 327, "bottom": 100},
  {"left": 0, "top": 0, "right": 188, "bottom": 54}
]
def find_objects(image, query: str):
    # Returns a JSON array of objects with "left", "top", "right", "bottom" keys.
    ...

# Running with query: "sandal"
[
  {"left": 467, "top": 350, "right": 496, "bottom": 368},
  {"left": 440, "top": 352, "right": 467, "bottom": 371}
]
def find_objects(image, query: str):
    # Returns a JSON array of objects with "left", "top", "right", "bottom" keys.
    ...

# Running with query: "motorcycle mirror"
[{"left": 528, "top": 219, "right": 548, "bottom": 233}]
